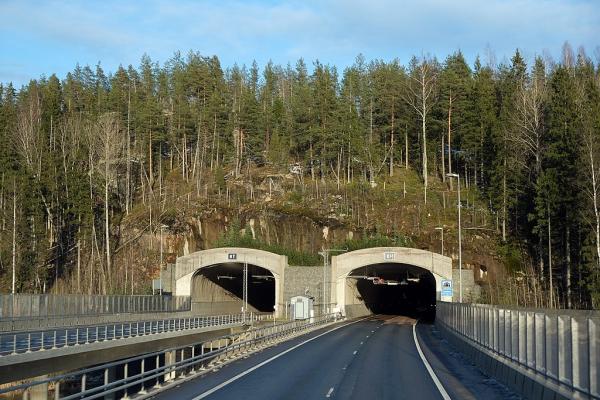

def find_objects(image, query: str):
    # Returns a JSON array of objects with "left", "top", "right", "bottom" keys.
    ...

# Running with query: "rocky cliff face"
[
  {"left": 114, "top": 167, "right": 506, "bottom": 296},
  {"left": 185, "top": 211, "right": 352, "bottom": 255}
]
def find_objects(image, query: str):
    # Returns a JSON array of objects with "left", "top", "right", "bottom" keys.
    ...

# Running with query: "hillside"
[
  {"left": 1, "top": 48, "right": 598, "bottom": 309},
  {"left": 87, "top": 165, "right": 507, "bottom": 301}
]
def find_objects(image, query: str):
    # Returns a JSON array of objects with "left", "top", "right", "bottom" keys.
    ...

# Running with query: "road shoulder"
[{"left": 416, "top": 322, "right": 521, "bottom": 400}]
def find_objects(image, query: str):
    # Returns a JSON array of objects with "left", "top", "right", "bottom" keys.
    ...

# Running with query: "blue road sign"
[{"left": 441, "top": 280, "right": 453, "bottom": 297}]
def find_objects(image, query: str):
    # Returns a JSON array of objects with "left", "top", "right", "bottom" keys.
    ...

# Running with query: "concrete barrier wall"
[
  {"left": 0, "top": 294, "right": 190, "bottom": 319},
  {"left": 0, "top": 310, "right": 197, "bottom": 333},
  {"left": 192, "top": 301, "right": 259, "bottom": 315},
  {"left": 436, "top": 302, "right": 600, "bottom": 400}
]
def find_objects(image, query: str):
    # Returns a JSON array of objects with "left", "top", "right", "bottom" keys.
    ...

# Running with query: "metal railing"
[
  {"left": 0, "top": 313, "right": 273, "bottom": 356},
  {"left": 1, "top": 313, "right": 342, "bottom": 399},
  {"left": 436, "top": 302, "right": 600, "bottom": 399},
  {"left": 0, "top": 294, "right": 191, "bottom": 319}
]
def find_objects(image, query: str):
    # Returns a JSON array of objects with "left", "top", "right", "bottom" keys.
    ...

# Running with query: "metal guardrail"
[
  {"left": 0, "top": 294, "right": 191, "bottom": 319},
  {"left": 0, "top": 313, "right": 273, "bottom": 356},
  {"left": 1, "top": 313, "right": 342, "bottom": 399},
  {"left": 436, "top": 302, "right": 600, "bottom": 399}
]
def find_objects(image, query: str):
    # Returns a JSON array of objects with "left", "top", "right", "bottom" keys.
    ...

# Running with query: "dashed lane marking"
[
  {"left": 190, "top": 318, "right": 369, "bottom": 400},
  {"left": 353, "top": 350, "right": 357, "bottom": 355},
  {"left": 326, "top": 387, "right": 334, "bottom": 398}
]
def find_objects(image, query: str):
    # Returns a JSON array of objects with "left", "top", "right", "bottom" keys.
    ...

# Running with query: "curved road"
[{"left": 154, "top": 316, "right": 452, "bottom": 400}]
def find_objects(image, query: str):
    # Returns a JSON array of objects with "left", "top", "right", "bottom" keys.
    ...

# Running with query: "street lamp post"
[
  {"left": 446, "top": 173, "right": 462, "bottom": 303},
  {"left": 435, "top": 226, "right": 444, "bottom": 256},
  {"left": 318, "top": 251, "right": 328, "bottom": 315},
  {"left": 159, "top": 224, "right": 168, "bottom": 296}
]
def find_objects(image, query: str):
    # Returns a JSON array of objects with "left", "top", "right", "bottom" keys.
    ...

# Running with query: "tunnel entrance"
[
  {"left": 349, "top": 263, "right": 436, "bottom": 321},
  {"left": 191, "top": 263, "right": 275, "bottom": 314}
]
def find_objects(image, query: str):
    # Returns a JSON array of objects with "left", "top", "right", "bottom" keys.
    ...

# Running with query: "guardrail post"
[
  {"left": 164, "top": 350, "right": 176, "bottom": 382},
  {"left": 510, "top": 310, "right": 518, "bottom": 362},
  {"left": 26, "top": 375, "right": 49, "bottom": 400},
  {"left": 123, "top": 363, "right": 128, "bottom": 398},
  {"left": 558, "top": 315, "right": 573, "bottom": 387},
  {"left": 518, "top": 311, "right": 526, "bottom": 365},
  {"left": 190, "top": 346, "right": 196, "bottom": 374},
  {"left": 81, "top": 374, "right": 86, "bottom": 395},
  {"left": 590, "top": 318, "right": 600, "bottom": 398},
  {"left": 534, "top": 313, "right": 545, "bottom": 374},
  {"left": 104, "top": 366, "right": 116, "bottom": 400},
  {"left": 546, "top": 314, "right": 559, "bottom": 380},
  {"left": 572, "top": 317, "right": 590, "bottom": 394},
  {"left": 154, "top": 355, "right": 161, "bottom": 388},
  {"left": 139, "top": 358, "right": 147, "bottom": 394},
  {"left": 526, "top": 312, "right": 534, "bottom": 368},
  {"left": 499, "top": 309, "right": 506, "bottom": 356}
]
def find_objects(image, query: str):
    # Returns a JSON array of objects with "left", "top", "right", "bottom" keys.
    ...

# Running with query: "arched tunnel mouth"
[
  {"left": 193, "top": 263, "right": 275, "bottom": 313},
  {"left": 349, "top": 263, "right": 436, "bottom": 322}
]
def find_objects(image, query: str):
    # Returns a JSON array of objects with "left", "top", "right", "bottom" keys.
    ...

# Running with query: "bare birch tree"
[
  {"left": 90, "top": 113, "right": 124, "bottom": 289},
  {"left": 510, "top": 60, "right": 547, "bottom": 277},
  {"left": 579, "top": 75, "right": 600, "bottom": 272},
  {"left": 403, "top": 57, "right": 437, "bottom": 204}
]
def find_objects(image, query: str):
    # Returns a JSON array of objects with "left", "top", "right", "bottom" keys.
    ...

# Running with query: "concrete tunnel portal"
[
  {"left": 174, "top": 248, "right": 287, "bottom": 316},
  {"left": 348, "top": 263, "right": 437, "bottom": 320},
  {"left": 332, "top": 247, "right": 453, "bottom": 320},
  {"left": 173, "top": 247, "right": 450, "bottom": 319},
  {"left": 192, "top": 263, "right": 275, "bottom": 314}
]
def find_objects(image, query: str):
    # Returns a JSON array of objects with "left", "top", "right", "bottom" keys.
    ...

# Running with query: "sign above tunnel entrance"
[
  {"left": 228, "top": 253, "right": 237, "bottom": 260},
  {"left": 383, "top": 252, "right": 396, "bottom": 260}
]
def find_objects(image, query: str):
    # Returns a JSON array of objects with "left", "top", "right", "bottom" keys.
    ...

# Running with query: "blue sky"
[{"left": 0, "top": 0, "right": 599, "bottom": 87}]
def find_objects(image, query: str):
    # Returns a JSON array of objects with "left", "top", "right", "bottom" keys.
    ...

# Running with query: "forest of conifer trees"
[{"left": 0, "top": 43, "right": 599, "bottom": 308}]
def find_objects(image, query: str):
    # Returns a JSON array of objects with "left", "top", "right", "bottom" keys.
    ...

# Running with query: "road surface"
[{"left": 153, "top": 315, "right": 519, "bottom": 400}]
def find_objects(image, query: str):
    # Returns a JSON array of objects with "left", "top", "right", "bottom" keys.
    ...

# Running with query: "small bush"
[
  {"left": 214, "top": 220, "right": 321, "bottom": 265},
  {"left": 336, "top": 232, "right": 413, "bottom": 252}
]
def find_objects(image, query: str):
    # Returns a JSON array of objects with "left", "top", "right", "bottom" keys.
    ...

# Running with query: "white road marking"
[
  {"left": 353, "top": 350, "right": 357, "bottom": 355},
  {"left": 326, "top": 387, "right": 334, "bottom": 397},
  {"left": 412, "top": 323, "right": 452, "bottom": 400},
  {"left": 360, "top": 341, "right": 363, "bottom": 345},
  {"left": 191, "top": 318, "right": 368, "bottom": 400}
]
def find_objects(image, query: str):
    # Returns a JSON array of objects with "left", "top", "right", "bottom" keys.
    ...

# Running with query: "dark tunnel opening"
[
  {"left": 350, "top": 263, "right": 436, "bottom": 321},
  {"left": 194, "top": 263, "right": 275, "bottom": 313}
]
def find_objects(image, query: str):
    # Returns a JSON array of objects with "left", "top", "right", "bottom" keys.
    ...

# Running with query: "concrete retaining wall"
[
  {"left": 452, "top": 269, "right": 480, "bottom": 302},
  {"left": 283, "top": 266, "right": 323, "bottom": 303}
]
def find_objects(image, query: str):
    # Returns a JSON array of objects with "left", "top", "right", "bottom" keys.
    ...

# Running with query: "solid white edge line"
[
  {"left": 191, "top": 317, "right": 368, "bottom": 400},
  {"left": 413, "top": 322, "right": 452, "bottom": 400}
]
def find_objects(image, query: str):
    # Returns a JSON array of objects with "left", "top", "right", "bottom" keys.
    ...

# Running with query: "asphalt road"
[{"left": 154, "top": 316, "right": 449, "bottom": 400}]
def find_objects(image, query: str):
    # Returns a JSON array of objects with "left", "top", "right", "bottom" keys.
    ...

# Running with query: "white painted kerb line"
[
  {"left": 412, "top": 323, "right": 451, "bottom": 400},
  {"left": 191, "top": 318, "right": 367, "bottom": 400}
]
